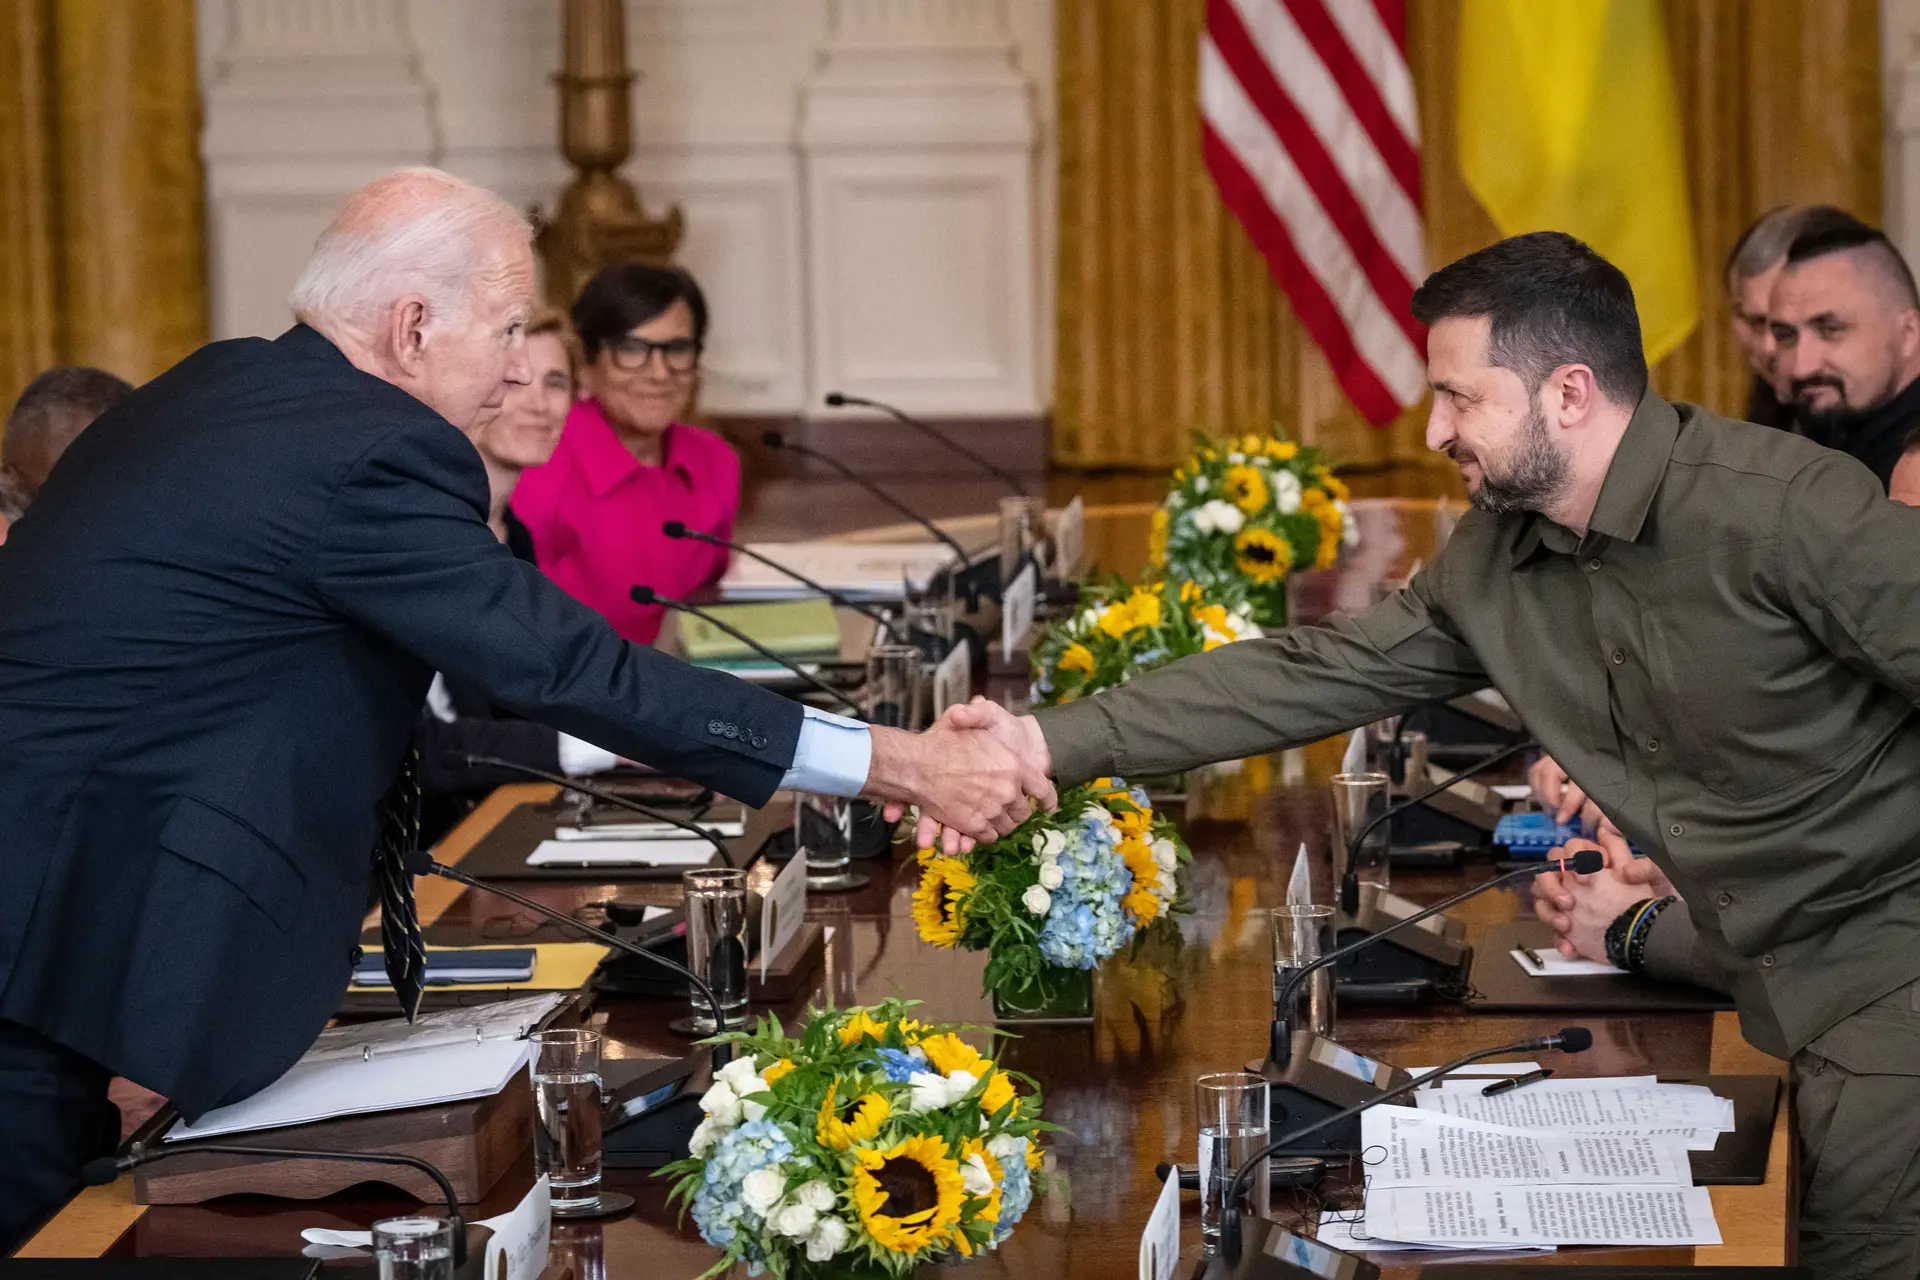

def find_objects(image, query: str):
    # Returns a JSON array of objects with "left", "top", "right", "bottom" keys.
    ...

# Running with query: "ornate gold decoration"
[{"left": 536, "top": 0, "right": 683, "bottom": 309}]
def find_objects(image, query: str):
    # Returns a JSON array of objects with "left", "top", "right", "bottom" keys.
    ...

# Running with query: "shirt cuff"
[
  {"left": 557, "top": 733, "right": 620, "bottom": 776},
  {"left": 778, "top": 706, "right": 872, "bottom": 796}
]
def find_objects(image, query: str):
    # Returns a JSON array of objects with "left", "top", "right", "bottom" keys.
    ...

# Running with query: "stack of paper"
[
  {"left": 1416, "top": 1075, "right": 1737, "bottom": 1150},
  {"left": 1348, "top": 1106, "right": 1723, "bottom": 1249},
  {"left": 718, "top": 541, "right": 958, "bottom": 601}
]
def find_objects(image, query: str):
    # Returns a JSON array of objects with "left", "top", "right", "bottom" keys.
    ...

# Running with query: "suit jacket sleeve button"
[{"left": 708, "top": 719, "right": 725, "bottom": 735}]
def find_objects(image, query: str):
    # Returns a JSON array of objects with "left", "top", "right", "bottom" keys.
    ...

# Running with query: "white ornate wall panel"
[{"left": 198, "top": 0, "right": 1054, "bottom": 419}]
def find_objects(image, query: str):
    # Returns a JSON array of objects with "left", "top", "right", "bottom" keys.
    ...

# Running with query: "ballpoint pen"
[{"left": 1482, "top": 1067, "right": 1555, "bottom": 1096}]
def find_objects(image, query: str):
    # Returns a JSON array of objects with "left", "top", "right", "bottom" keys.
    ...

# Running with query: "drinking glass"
[
  {"left": 1195, "top": 1072, "right": 1270, "bottom": 1255},
  {"left": 999, "top": 495, "right": 1047, "bottom": 585},
  {"left": 865, "top": 644, "right": 925, "bottom": 730},
  {"left": 372, "top": 1215, "right": 455, "bottom": 1280},
  {"left": 682, "top": 868, "right": 750, "bottom": 1029},
  {"left": 531, "top": 1028, "right": 604, "bottom": 1214},
  {"left": 1331, "top": 772, "right": 1392, "bottom": 897},
  {"left": 1269, "top": 905, "right": 1335, "bottom": 1038}
]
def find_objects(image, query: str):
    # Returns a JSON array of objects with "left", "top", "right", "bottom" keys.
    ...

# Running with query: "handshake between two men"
[{"left": 859, "top": 698, "right": 1053, "bottom": 855}]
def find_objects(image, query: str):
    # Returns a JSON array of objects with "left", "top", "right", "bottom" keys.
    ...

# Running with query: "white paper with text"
[
  {"left": 1361, "top": 1107, "right": 1694, "bottom": 1188},
  {"left": 1363, "top": 1185, "right": 1722, "bottom": 1247}
]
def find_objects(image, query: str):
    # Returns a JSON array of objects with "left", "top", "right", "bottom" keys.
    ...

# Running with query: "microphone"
[
  {"left": 823, "top": 391, "right": 1028, "bottom": 495},
  {"left": 459, "top": 754, "right": 736, "bottom": 868},
  {"left": 401, "top": 846, "right": 731, "bottom": 1070},
  {"left": 759, "top": 431, "right": 973, "bottom": 571},
  {"left": 1340, "top": 736, "right": 1540, "bottom": 914},
  {"left": 659, "top": 520, "right": 896, "bottom": 632},
  {"left": 1216, "top": 1028, "right": 1594, "bottom": 1268},
  {"left": 85, "top": 1143, "right": 468, "bottom": 1265},
  {"left": 1273, "top": 848, "right": 1602, "bottom": 1066},
  {"left": 630, "top": 585, "right": 865, "bottom": 717}
]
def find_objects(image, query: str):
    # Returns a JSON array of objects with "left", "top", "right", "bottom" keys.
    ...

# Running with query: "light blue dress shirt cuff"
[{"left": 779, "top": 706, "right": 872, "bottom": 796}]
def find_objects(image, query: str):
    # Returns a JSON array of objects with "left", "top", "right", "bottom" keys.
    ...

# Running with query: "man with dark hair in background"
[
  {"left": 1769, "top": 214, "right": 1920, "bottom": 488},
  {"left": 944, "top": 230, "right": 1920, "bottom": 1276},
  {"left": 1722, "top": 205, "right": 1846, "bottom": 428},
  {"left": 2, "top": 366, "right": 133, "bottom": 498}
]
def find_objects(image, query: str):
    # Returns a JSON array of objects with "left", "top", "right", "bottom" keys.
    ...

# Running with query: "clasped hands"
[
  {"left": 1530, "top": 819, "right": 1676, "bottom": 961},
  {"left": 861, "top": 697, "right": 1056, "bottom": 854}
]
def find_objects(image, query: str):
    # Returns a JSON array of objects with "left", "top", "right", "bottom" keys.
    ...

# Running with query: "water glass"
[
  {"left": 372, "top": 1215, "right": 455, "bottom": 1280},
  {"left": 1196, "top": 1072, "right": 1270, "bottom": 1255},
  {"left": 865, "top": 643, "right": 926, "bottom": 730},
  {"left": 1331, "top": 772, "right": 1392, "bottom": 896},
  {"left": 1269, "top": 905, "right": 1335, "bottom": 1038},
  {"left": 532, "top": 1028, "right": 604, "bottom": 1214},
  {"left": 682, "top": 868, "right": 750, "bottom": 1030},
  {"left": 999, "top": 495, "right": 1047, "bottom": 584}
]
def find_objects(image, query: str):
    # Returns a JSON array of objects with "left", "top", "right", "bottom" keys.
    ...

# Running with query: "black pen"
[{"left": 1482, "top": 1067, "right": 1555, "bottom": 1096}]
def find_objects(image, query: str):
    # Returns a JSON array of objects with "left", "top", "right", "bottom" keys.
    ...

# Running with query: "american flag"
[{"left": 1200, "top": 0, "right": 1427, "bottom": 426}]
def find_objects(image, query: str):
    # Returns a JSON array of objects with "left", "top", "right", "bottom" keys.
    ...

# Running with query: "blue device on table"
[{"left": 1493, "top": 811, "right": 1583, "bottom": 859}]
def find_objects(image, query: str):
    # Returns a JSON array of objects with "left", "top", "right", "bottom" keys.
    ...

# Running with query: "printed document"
[
  {"left": 1363, "top": 1185, "right": 1722, "bottom": 1247},
  {"left": 1415, "top": 1077, "right": 1734, "bottom": 1148},
  {"left": 1361, "top": 1107, "right": 1694, "bottom": 1188}
]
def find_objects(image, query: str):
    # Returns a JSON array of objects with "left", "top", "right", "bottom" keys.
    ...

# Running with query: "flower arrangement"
[
  {"left": 913, "top": 779, "right": 1191, "bottom": 1014},
  {"left": 1151, "top": 429, "right": 1358, "bottom": 625},
  {"left": 664, "top": 1001, "right": 1046, "bottom": 1279},
  {"left": 1029, "top": 576, "right": 1262, "bottom": 708}
]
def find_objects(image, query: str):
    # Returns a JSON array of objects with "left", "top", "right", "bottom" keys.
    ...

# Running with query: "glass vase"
[{"left": 991, "top": 965, "right": 1095, "bottom": 1024}]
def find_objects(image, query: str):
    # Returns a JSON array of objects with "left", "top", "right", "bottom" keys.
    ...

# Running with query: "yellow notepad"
[{"left": 681, "top": 598, "right": 842, "bottom": 663}]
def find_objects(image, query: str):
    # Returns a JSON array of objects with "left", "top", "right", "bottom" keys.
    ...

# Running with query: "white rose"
[
  {"left": 1336, "top": 498, "right": 1360, "bottom": 547},
  {"left": 741, "top": 1096, "right": 768, "bottom": 1123},
  {"left": 908, "top": 1070, "right": 956, "bottom": 1114},
  {"left": 1041, "top": 828, "right": 1067, "bottom": 859},
  {"left": 688, "top": 1115, "right": 721, "bottom": 1158},
  {"left": 962, "top": 1152, "right": 995, "bottom": 1197},
  {"left": 1022, "top": 884, "right": 1052, "bottom": 915},
  {"left": 772, "top": 1200, "right": 818, "bottom": 1239},
  {"left": 1271, "top": 470, "right": 1303, "bottom": 515},
  {"left": 1228, "top": 451, "right": 1246, "bottom": 464},
  {"left": 806, "top": 1217, "right": 850, "bottom": 1262},
  {"left": 1192, "top": 499, "right": 1245, "bottom": 536},
  {"left": 1194, "top": 475, "right": 1210, "bottom": 494},
  {"left": 988, "top": 1133, "right": 1028, "bottom": 1164},
  {"left": 795, "top": 1179, "right": 836, "bottom": 1212},
  {"left": 948, "top": 1068, "right": 980, "bottom": 1096},
  {"left": 1037, "top": 861, "right": 1064, "bottom": 890},
  {"left": 741, "top": 1167, "right": 786, "bottom": 1214},
  {"left": 700, "top": 1081, "right": 742, "bottom": 1127}
]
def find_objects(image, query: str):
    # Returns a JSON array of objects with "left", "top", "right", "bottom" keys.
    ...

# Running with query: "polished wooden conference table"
[
  {"left": 19, "top": 497, "right": 1793, "bottom": 1275},
  {"left": 22, "top": 761, "right": 1794, "bottom": 1277}
]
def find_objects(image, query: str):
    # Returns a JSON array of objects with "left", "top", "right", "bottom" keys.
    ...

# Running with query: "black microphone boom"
[
  {"left": 1341, "top": 736, "right": 1540, "bottom": 914},
  {"left": 85, "top": 1143, "right": 468, "bottom": 1265},
  {"left": 460, "top": 754, "right": 735, "bottom": 869},
  {"left": 823, "top": 391, "right": 1027, "bottom": 495},
  {"left": 401, "top": 847, "right": 732, "bottom": 1069},
  {"left": 759, "top": 431, "right": 973, "bottom": 570},
  {"left": 660, "top": 520, "right": 894, "bottom": 630},
  {"left": 1276, "top": 848, "right": 1602, "bottom": 1063},
  {"left": 1218, "top": 1027, "right": 1593, "bottom": 1266},
  {"left": 632, "top": 584, "right": 864, "bottom": 716}
]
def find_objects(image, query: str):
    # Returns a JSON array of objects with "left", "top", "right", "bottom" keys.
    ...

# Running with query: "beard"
[
  {"left": 1454, "top": 401, "right": 1572, "bottom": 516},
  {"left": 1789, "top": 375, "right": 1866, "bottom": 446}
]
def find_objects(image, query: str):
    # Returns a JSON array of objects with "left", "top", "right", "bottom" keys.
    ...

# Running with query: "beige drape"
[
  {"left": 1053, "top": 0, "right": 1882, "bottom": 473},
  {"left": 0, "top": 0, "right": 206, "bottom": 446}
]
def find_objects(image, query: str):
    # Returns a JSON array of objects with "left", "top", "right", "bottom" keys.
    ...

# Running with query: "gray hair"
[
  {"left": 1724, "top": 205, "right": 1849, "bottom": 293},
  {"left": 288, "top": 167, "right": 532, "bottom": 333},
  {"left": 3, "top": 365, "right": 132, "bottom": 482},
  {"left": 0, "top": 465, "right": 29, "bottom": 524}
]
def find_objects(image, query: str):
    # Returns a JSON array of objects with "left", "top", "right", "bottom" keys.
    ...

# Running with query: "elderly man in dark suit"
[{"left": 0, "top": 167, "right": 1049, "bottom": 1248}]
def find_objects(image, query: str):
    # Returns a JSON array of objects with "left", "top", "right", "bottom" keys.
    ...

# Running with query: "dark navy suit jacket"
[{"left": 0, "top": 326, "right": 802, "bottom": 1119}]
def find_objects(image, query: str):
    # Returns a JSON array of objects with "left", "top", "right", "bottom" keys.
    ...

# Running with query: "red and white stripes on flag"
[{"left": 1200, "top": 0, "right": 1427, "bottom": 426}]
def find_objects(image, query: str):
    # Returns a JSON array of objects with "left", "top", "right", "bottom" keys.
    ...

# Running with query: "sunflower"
[
  {"left": 1223, "top": 464, "right": 1269, "bottom": 516},
  {"left": 1148, "top": 508, "right": 1169, "bottom": 567},
  {"left": 1179, "top": 579, "right": 1203, "bottom": 604},
  {"left": 918, "top": 1032, "right": 989, "bottom": 1077},
  {"left": 1312, "top": 502, "right": 1343, "bottom": 570},
  {"left": 853, "top": 1135, "right": 967, "bottom": 1255},
  {"left": 912, "top": 858, "right": 975, "bottom": 948},
  {"left": 818, "top": 1080, "right": 891, "bottom": 1149},
  {"left": 1315, "top": 467, "right": 1350, "bottom": 501},
  {"left": 1234, "top": 527, "right": 1293, "bottom": 584},
  {"left": 1124, "top": 883, "right": 1162, "bottom": 923},
  {"left": 838, "top": 1009, "right": 925, "bottom": 1046},
  {"left": 1057, "top": 642, "right": 1095, "bottom": 675},
  {"left": 762, "top": 1057, "right": 795, "bottom": 1086},
  {"left": 1265, "top": 438, "right": 1299, "bottom": 462}
]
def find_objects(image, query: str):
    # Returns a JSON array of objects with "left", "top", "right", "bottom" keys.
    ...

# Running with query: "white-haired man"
[{"left": 0, "top": 167, "right": 1047, "bottom": 1248}]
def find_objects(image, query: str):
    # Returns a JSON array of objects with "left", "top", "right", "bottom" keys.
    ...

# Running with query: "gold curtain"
[
  {"left": 1053, "top": 0, "right": 1881, "bottom": 474},
  {"left": 0, "top": 0, "right": 206, "bottom": 447}
]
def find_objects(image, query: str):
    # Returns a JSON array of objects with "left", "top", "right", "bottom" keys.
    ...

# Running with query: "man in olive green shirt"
[{"left": 950, "top": 232, "right": 1920, "bottom": 1278}]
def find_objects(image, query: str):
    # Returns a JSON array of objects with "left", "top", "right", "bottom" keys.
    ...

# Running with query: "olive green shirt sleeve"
[
  {"left": 1033, "top": 568, "right": 1491, "bottom": 787},
  {"left": 1638, "top": 902, "right": 1732, "bottom": 995}
]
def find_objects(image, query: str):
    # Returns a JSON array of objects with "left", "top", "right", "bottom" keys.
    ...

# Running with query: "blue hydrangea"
[
  {"left": 872, "top": 1046, "right": 927, "bottom": 1082},
  {"left": 691, "top": 1118, "right": 794, "bottom": 1256},
  {"left": 1038, "top": 815, "right": 1134, "bottom": 969},
  {"left": 993, "top": 1156, "right": 1034, "bottom": 1244},
  {"left": 1133, "top": 647, "right": 1169, "bottom": 667}
]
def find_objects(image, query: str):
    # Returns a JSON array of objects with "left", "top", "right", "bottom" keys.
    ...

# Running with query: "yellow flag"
[{"left": 1456, "top": 0, "right": 1698, "bottom": 364}]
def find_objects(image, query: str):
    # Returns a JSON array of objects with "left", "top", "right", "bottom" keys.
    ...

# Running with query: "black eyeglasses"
[{"left": 607, "top": 336, "right": 701, "bottom": 374}]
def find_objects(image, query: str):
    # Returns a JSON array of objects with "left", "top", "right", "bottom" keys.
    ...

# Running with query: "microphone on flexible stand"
[
  {"left": 459, "top": 754, "right": 736, "bottom": 868},
  {"left": 659, "top": 520, "right": 896, "bottom": 632},
  {"left": 1212, "top": 1027, "right": 1595, "bottom": 1273},
  {"left": 1340, "top": 736, "right": 1540, "bottom": 915},
  {"left": 823, "top": 391, "right": 1028, "bottom": 495},
  {"left": 84, "top": 1144, "right": 469, "bottom": 1266},
  {"left": 758, "top": 431, "right": 982, "bottom": 608},
  {"left": 630, "top": 584, "right": 865, "bottom": 717}
]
